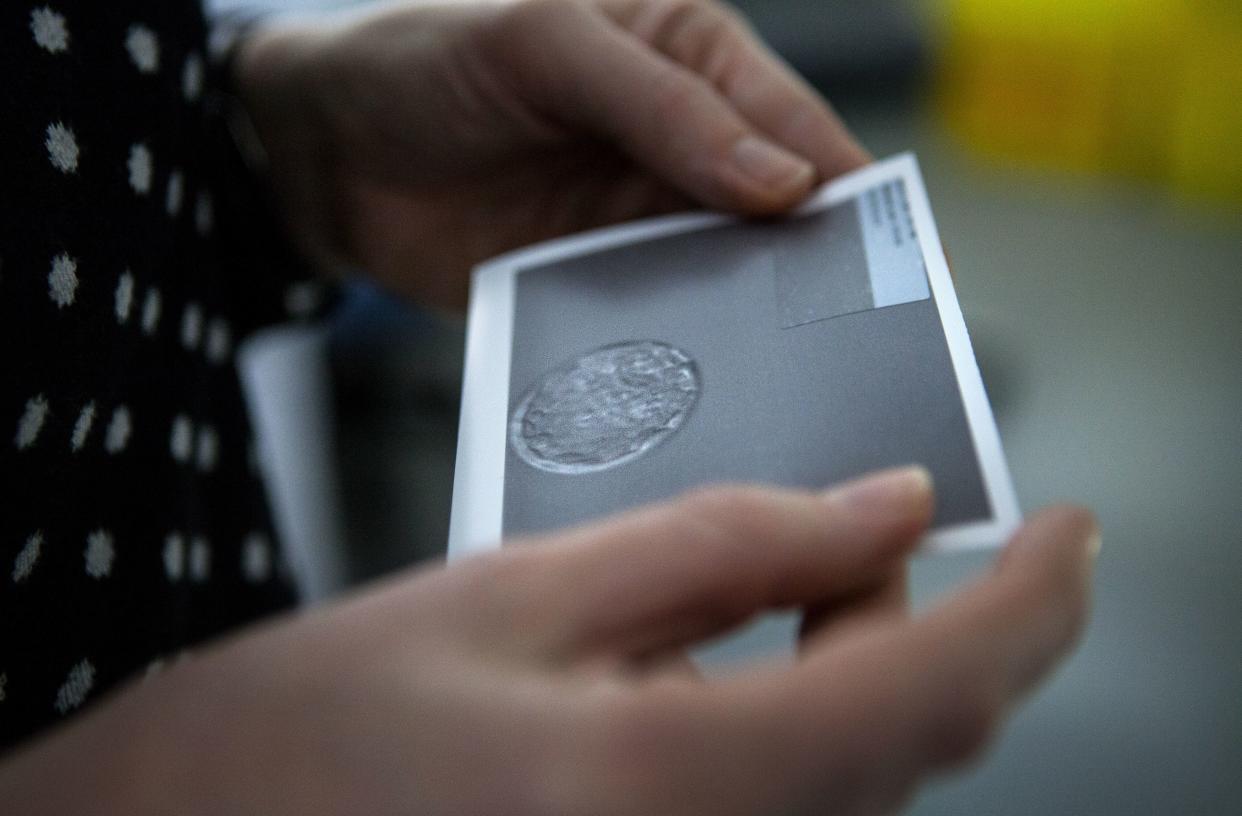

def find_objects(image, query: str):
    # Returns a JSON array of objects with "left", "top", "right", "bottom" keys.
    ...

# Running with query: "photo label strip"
[
  {"left": 450, "top": 153, "right": 1020, "bottom": 561},
  {"left": 773, "top": 178, "right": 930, "bottom": 330}
]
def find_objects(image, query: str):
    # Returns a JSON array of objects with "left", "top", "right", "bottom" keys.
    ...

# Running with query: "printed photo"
[{"left": 450, "top": 155, "right": 1019, "bottom": 556}]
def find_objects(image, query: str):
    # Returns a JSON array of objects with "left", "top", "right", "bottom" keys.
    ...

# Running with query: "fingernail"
[
  {"left": 732, "top": 136, "right": 814, "bottom": 191},
  {"left": 1086, "top": 532, "right": 1103, "bottom": 560},
  {"left": 824, "top": 466, "right": 933, "bottom": 515}
]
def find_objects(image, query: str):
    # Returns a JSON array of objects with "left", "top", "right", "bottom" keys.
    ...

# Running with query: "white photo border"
[{"left": 449, "top": 153, "right": 1021, "bottom": 560}]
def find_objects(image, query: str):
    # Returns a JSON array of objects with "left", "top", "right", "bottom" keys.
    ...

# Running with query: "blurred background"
[{"left": 218, "top": 0, "right": 1242, "bottom": 813}]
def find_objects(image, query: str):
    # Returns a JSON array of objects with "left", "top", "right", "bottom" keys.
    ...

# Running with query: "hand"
[
  {"left": 234, "top": 0, "right": 870, "bottom": 308},
  {"left": 0, "top": 467, "right": 1096, "bottom": 816}
]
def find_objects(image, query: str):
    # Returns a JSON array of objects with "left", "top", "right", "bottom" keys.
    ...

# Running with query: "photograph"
[{"left": 451, "top": 156, "right": 1019, "bottom": 557}]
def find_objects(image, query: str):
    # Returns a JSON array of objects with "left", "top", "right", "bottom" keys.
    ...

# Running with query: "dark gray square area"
[
  {"left": 503, "top": 207, "right": 990, "bottom": 537},
  {"left": 774, "top": 200, "right": 873, "bottom": 327}
]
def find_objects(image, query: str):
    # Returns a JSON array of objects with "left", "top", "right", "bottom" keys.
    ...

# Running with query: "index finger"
[
  {"left": 604, "top": 0, "right": 871, "bottom": 179},
  {"left": 512, "top": 467, "right": 934, "bottom": 661}
]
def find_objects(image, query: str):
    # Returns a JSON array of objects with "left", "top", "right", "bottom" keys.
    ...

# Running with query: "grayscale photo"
[{"left": 502, "top": 183, "right": 992, "bottom": 538}]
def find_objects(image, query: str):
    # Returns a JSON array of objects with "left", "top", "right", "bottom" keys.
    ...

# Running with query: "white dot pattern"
[
  {"left": 115, "top": 271, "right": 135, "bottom": 323},
  {"left": 170, "top": 414, "right": 193, "bottom": 462},
  {"left": 141, "top": 287, "right": 161, "bottom": 334},
  {"left": 15, "top": 395, "right": 50, "bottom": 451},
  {"left": 181, "top": 302, "right": 203, "bottom": 350},
  {"left": 12, "top": 531, "right": 44, "bottom": 583},
  {"left": 125, "top": 25, "right": 159, "bottom": 74},
  {"left": 241, "top": 533, "right": 272, "bottom": 583},
  {"left": 70, "top": 401, "right": 95, "bottom": 451},
  {"left": 194, "top": 191, "right": 213, "bottom": 236},
  {"left": 104, "top": 405, "right": 132, "bottom": 454},
  {"left": 45, "top": 122, "right": 78, "bottom": 173},
  {"left": 84, "top": 529, "right": 115, "bottom": 578},
  {"left": 182, "top": 53, "right": 203, "bottom": 101},
  {"left": 163, "top": 532, "right": 185, "bottom": 581},
  {"left": 30, "top": 7, "right": 69, "bottom": 54},
  {"left": 7, "top": 6, "right": 309, "bottom": 746},
  {"left": 165, "top": 170, "right": 184, "bottom": 216},
  {"left": 128, "top": 143, "right": 153, "bottom": 195},
  {"left": 189, "top": 536, "right": 210, "bottom": 582},
  {"left": 195, "top": 425, "right": 218, "bottom": 472},
  {"left": 205, "top": 318, "right": 231, "bottom": 364},
  {"left": 54, "top": 659, "right": 95, "bottom": 714},
  {"left": 47, "top": 252, "right": 78, "bottom": 307}
]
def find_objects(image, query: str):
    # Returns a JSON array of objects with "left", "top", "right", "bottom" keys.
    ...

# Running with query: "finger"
[
  {"left": 493, "top": 0, "right": 817, "bottom": 214},
  {"left": 631, "top": 649, "right": 704, "bottom": 682},
  {"left": 521, "top": 147, "right": 699, "bottom": 236},
  {"left": 603, "top": 0, "right": 871, "bottom": 178},
  {"left": 515, "top": 466, "right": 933, "bottom": 660},
  {"left": 798, "top": 562, "right": 908, "bottom": 649},
  {"left": 711, "top": 506, "right": 1098, "bottom": 811}
]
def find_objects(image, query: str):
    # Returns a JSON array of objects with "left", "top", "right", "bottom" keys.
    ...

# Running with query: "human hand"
[
  {"left": 234, "top": 0, "right": 870, "bottom": 308},
  {"left": 0, "top": 467, "right": 1096, "bottom": 816}
]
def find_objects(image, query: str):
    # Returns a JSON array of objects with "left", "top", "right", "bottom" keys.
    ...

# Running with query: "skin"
[
  {"left": 1, "top": 2, "right": 1098, "bottom": 812},
  {"left": 0, "top": 469, "right": 1098, "bottom": 815},
  {"left": 232, "top": 0, "right": 871, "bottom": 306}
]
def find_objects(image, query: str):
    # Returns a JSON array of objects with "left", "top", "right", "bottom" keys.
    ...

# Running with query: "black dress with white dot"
[{"left": 0, "top": 2, "right": 327, "bottom": 752}]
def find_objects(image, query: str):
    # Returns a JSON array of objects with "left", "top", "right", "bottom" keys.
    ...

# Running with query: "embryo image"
[{"left": 509, "top": 341, "right": 700, "bottom": 474}]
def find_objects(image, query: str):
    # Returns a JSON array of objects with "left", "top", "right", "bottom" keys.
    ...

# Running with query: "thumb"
[{"left": 516, "top": 467, "right": 933, "bottom": 660}]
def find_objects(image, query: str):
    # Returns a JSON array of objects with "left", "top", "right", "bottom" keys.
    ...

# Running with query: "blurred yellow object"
[
  {"left": 935, "top": 0, "right": 1242, "bottom": 206},
  {"left": 1171, "top": 5, "right": 1242, "bottom": 205}
]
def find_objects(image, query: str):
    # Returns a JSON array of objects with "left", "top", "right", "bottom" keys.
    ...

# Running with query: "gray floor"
[{"left": 328, "top": 102, "right": 1242, "bottom": 813}]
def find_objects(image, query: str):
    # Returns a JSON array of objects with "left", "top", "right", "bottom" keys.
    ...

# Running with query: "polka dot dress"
[{"left": 1, "top": 2, "right": 329, "bottom": 751}]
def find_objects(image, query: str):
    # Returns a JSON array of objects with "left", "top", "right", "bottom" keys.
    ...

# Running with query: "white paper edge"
[
  {"left": 896, "top": 153, "right": 1022, "bottom": 552},
  {"left": 448, "top": 267, "right": 514, "bottom": 559},
  {"left": 448, "top": 153, "right": 1021, "bottom": 561}
]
